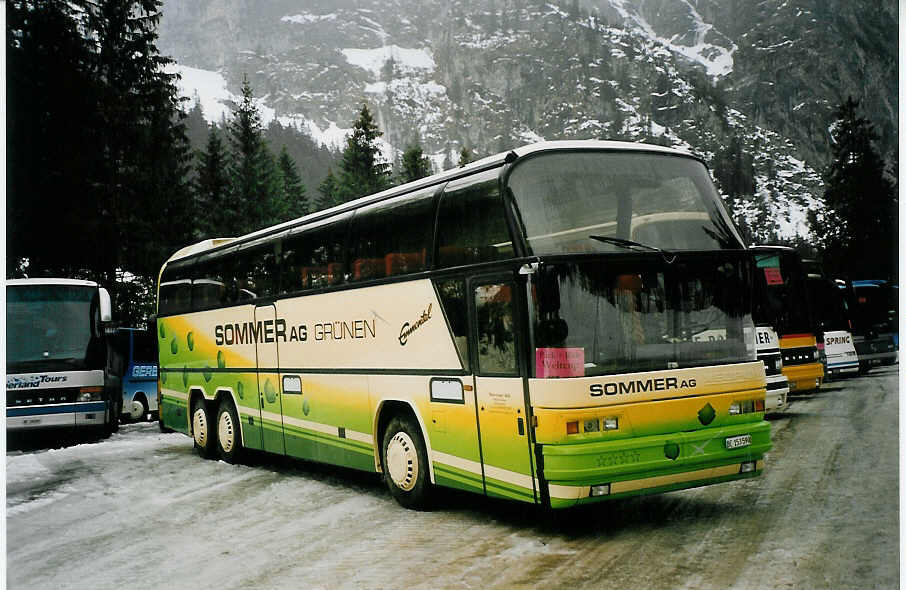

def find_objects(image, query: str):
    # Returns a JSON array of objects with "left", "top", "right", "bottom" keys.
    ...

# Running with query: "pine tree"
[
  {"left": 817, "top": 97, "right": 897, "bottom": 280},
  {"left": 337, "top": 104, "right": 392, "bottom": 202},
  {"left": 227, "top": 75, "right": 280, "bottom": 233},
  {"left": 7, "top": 0, "right": 192, "bottom": 322},
  {"left": 316, "top": 168, "right": 340, "bottom": 211},
  {"left": 184, "top": 94, "right": 210, "bottom": 153},
  {"left": 278, "top": 146, "right": 309, "bottom": 218},
  {"left": 7, "top": 0, "right": 103, "bottom": 275},
  {"left": 442, "top": 145, "right": 454, "bottom": 171},
  {"left": 399, "top": 143, "right": 432, "bottom": 183},
  {"left": 90, "top": 0, "right": 194, "bottom": 283},
  {"left": 458, "top": 146, "right": 474, "bottom": 167},
  {"left": 195, "top": 126, "right": 232, "bottom": 238}
]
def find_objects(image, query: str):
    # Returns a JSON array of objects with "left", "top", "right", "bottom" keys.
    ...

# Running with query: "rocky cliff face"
[{"left": 157, "top": 0, "right": 897, "bottom": 241}]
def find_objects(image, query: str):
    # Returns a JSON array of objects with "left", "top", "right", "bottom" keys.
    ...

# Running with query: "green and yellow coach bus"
[{"left": 156, "top": 140, "right": 770, "bottom": 509}]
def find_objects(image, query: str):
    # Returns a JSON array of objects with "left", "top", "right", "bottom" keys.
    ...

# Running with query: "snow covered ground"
[{"left": 6, "top": 367, "right": 899, "bottom": 589}]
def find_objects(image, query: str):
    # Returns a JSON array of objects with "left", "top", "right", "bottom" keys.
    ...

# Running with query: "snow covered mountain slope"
[{"left": 158, "top": 0, "right": 895, "bottom": 242}]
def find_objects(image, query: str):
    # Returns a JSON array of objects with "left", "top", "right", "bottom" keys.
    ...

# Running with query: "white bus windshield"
[
  {"left": 507, "top": 151, "right": 744, "bottom": 255},
  {"left": 6, "top": 285, "right": 101, "bottom": 372}
]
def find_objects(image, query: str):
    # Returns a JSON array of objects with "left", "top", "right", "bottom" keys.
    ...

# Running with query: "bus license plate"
[{"left": 725, "top": 434, "right": 751, "bottom": 450}]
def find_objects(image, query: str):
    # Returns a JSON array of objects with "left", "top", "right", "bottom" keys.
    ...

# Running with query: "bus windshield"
[
  {"left": 806, "top": 277, "right": 851, "bottom": 333},
  {"left": 530, "top": 254, "right": 754, "bottom": 377},
  {"left": 507, "top": 151, "right": 744, "bottom": 255},
  {"left": 753, "top": 251, "right": 812, "bottom": 335},
  {"left": 6, "top": 285, "right": 101, "bottom": 372}
]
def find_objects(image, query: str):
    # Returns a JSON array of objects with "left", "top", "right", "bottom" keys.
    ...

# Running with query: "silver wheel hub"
[
  {"left": 386, "top": 431, "right": 418, "bottom": 491},
  {"left": 130, "top": 400, "right": 145, "bottom": 420},
  {"left": 218, "top": 411, "right": 235, "bottom": 453},
  {"left": 192, "top": 407, "right": 208, "bottom": 447}
]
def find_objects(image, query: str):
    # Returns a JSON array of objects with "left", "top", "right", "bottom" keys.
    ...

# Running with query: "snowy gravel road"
[{"left": 6, "top": 366, "right": 899, "bottom": 589}]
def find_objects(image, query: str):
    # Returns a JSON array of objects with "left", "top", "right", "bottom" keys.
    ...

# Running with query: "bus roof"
[
  {"left": 162, "top": 140, "right": 702, "bottom": 267},
  {"left": 6, "top": 278, "right": 99, "bottom": 288}
]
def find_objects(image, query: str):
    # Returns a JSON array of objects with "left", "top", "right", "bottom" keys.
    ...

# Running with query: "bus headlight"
[
  {"left": 730, "top": 399, "right": 764, "bottom": 415},
  {"left": 590, "top": 484, "right": 611, "bottom": 496},
  {"left": 78, "top": 387, "right": 104, "bottom": 402}
]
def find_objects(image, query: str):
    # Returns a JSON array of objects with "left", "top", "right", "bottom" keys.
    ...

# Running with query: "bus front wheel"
[
  {"left": 381, "top": 415, "right": 431, "bottom": 510},
  {"left": 191, "top": 398, "right": 217, "bottom": 459},
  {"left": 215, "top": 398, "right": 243, "bottom": 464}
]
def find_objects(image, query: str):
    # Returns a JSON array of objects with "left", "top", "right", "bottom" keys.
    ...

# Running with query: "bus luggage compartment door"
[{"left": 255, "top": 305, "right": 285, "bottom": 455}]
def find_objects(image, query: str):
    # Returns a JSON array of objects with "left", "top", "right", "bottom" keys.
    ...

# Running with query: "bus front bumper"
[
  {"left": 6, "top": 401, "right": 109, "bottom": 431},
  {"left": 765, "top": 375, "right": 789, "bottom": 413},
  {"left": 541, "top": 420, "right": 771, "bottom": 508},
  {"left": 825, "top": 356, "right": 860, "bottom": 378},
  {"left": 782, "top": 363, "right": 824, "bottom": 392}
]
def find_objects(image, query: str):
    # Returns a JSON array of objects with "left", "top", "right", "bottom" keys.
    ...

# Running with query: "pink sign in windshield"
[
  {"left": 764, "top": 267, "right": 784, "bottom": 285},
  {"left": 535, "top": 348, "right": 585, "bottom": 378}
]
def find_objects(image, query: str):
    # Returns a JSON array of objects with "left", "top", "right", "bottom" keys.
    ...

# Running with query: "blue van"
[{"left": 114, "top": 328, "right": 159, "bottom": 421}]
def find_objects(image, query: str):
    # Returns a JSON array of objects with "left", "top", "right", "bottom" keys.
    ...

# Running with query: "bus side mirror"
[{"left": 98, "top": 288, "right": 113, "bottom": 323}]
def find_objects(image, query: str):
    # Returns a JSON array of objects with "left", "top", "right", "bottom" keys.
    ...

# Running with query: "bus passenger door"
[
  {"left": 470, "top": 279, "right": 537, "bottom": 504},
  {"left": 255, "top": 304, "right": 285, "bottom": 455}
]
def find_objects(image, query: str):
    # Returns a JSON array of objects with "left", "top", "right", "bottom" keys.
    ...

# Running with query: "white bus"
[{"left": 6, "top": 279, "right": 120, "bottom": 435}]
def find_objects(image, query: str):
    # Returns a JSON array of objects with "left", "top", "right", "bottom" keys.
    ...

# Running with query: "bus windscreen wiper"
[{"left": 589, "top": 235, "right": 677, "bottom": 263}]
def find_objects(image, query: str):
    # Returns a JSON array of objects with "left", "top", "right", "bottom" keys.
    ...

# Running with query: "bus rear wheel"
[
  {"left": 129, "top": 394, "right": 149, "bottom": 422},
  {"left": 216, "top": 398, "right": 243, "bottom": 464},
  {"left": 381, "top": 415, "right": 431, "bottom": 510},
  {"left": 192, "top": 398, "right": 217, "bottom": 459}
]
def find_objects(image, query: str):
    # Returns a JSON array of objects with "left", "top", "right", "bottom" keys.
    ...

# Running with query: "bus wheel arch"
[
  {"left": 214, "top": 392, "right": 243, "bottom": 464},
  {"left": 374, "top": 400, "right": 433, "bottom": 476},
  {"left": 189, "top": 388, "right": 217, "bottom": 459},
  {"left": 375, "top": 400, "right": 434, "bottom": 509},
  {"left": 213, "top": 389, "right": 244, "bottom": 446}
]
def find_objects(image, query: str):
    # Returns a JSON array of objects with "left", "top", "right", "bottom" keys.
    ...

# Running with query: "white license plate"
[{"left": 725, "top": 434, "right": 751, "bottom": 450}]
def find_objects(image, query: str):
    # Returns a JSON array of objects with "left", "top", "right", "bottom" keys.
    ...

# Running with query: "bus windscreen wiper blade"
[{"left": 589, "top": 235, "right": 676, "bottom": 262}]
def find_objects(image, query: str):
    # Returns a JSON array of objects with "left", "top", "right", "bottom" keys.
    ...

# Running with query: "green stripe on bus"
[
  {"left": 282, "top": 423, "right": 375, "bottom": 472},
  {"left": 432, "top": 462, "right": 484, "bottom": 494},
  {"left": 484, "top": 476, "right": 536, "bottom": 504}
]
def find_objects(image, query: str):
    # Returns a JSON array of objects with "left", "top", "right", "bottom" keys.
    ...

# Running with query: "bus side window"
[
  {"left": 435, "top": 278, "right": 470, "bottom": 372},
  {"left": 193, "top": 252, "right": 239, "bottom": 308},
  {"left": 159, "top": 262, "right": 194, "bottom": 315},
  {"left": 347, "top": 187, "right": 436, "bottom": 283},
  {"left": 233, "top": 243, "right": 280, "bottom": 300},
  {"left": 281, "top": 214, "right": 349, "bottom": 293},
  {"left": 435, "top": 169, "right": 513, "bottom": 268}
]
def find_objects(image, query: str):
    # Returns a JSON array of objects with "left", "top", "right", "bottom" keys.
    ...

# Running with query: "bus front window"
[
  {"left": 507, "top": 151, "right": 743, "bottom": 255},
  {"left": 531, "top": 257, "right": 755, "bottom": 377},
  {"left": 6, "top": 285, "right": 101, "bottom": 373},
  {"left": 754, "top": 252, "right": 812, "bottom": 335}
]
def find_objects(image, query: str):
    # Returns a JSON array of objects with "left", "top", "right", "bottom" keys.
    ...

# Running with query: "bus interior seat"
[
  {"left": 385, "top": 251, "right": 425, "bottom": 276},
  {"left": 326, "top": 262, "right": 344, "bottom": 285},
  {"left": 353, "top": 258, "right": 386, "bottom": 281}
]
